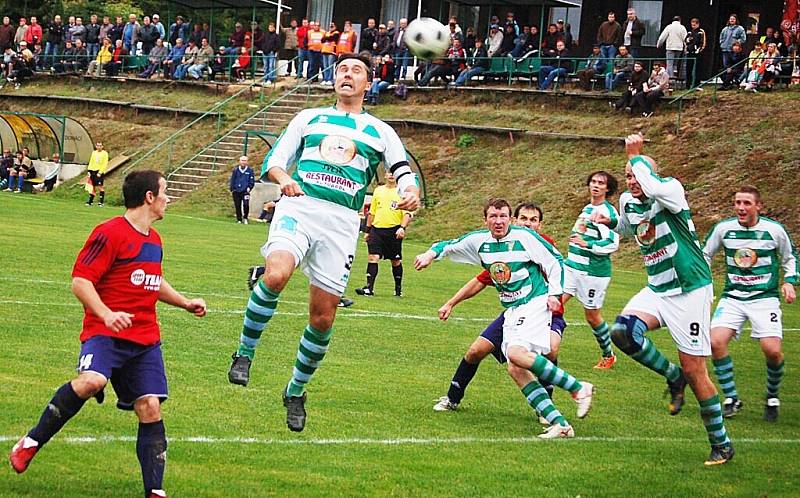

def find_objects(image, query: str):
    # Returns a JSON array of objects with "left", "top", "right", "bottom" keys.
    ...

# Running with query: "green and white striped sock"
[
  {"left": 592, "top": 321, "right": 614, "bottom": 357},
  {"left": 766, "top": 360, "right": 785, "bottom": 399},
  {"left": 712, "top": 356, "right": 738, "bottom": 399},
  {"left": 530, "top": 354, "right": 582, "bottom": 393},
  {"left": 285, "top": 325, "right": 332, "bottom": 397},
  {"left": 631, "top": 338, "right": 682, "bottom": 383},
  {"left": 238, "top": 281, "right": 279, "bottom": 359},
  {"left": 699, "top": 395, "right": 730, "bottom": 447},
  {"left": 522, "top": 381, "right": 567, "bottom": 426}
]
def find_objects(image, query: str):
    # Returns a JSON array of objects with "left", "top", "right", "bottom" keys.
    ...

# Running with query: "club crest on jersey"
[
  {"left": 320, "top": 135, "right": 357, "bottom": 165},
  {"left": 573, "top": 218, "right": 588, "bottom": 234},
  {"left": 635, "top": 220, "right": 656, "bottom": 246},
  {"left": 733, "top": 248, "right": 758, "bottom": 269},
  {"left": 489, "top": 262, "right": 512, "bottom": 285},
  {"left": 130, "top": 269, "right": 162, "bottom": 291}
]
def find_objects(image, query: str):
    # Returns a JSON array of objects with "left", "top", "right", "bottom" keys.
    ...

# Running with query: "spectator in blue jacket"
[
  {"left": 230, "top": 155, "right": 255, "bottom": 224},
  {"left": 719, "top": 14, "right": 746, "bottom": 69}
]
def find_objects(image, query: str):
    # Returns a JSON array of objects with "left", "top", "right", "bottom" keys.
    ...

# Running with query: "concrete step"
[
  {"left": 171, "top": 173, "right": 208, "bottom": 180},
  {"left": 166, "top": 186, "right": 193, "bottom": 193},
  {"left": 169, "top": 180, "right": 203, "bottom": 187},
  {"left": 182, "top": 167, "right": 215, "bottom": 174}
]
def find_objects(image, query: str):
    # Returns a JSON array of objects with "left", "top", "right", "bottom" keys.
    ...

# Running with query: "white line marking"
[{"left": 0, "top": 435, "right": 797, "bottom": 445}]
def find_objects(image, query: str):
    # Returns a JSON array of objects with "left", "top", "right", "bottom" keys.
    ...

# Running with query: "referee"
[
  {"left": 356, "top": 171, "right": 412, "bottom": 297},
  {"left": 86, "top": 141, "right": 109, "bottom": 206}
]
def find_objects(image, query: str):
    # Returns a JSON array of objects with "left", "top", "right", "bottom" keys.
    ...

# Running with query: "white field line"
[
  {"left": 0, "top": 435, "right": 797, "bottom": 445},
  {"left": 3, "top": 297, "right": 800, "bottom": 330}
]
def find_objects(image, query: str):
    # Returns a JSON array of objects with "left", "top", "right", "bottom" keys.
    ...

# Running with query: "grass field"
[{"left": 2, "top": 194, "right": 798, "bottom": 497}]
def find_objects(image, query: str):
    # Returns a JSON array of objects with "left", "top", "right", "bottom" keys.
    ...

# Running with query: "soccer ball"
[{"left": 404, "top": 17, "right": 451, "bottom": 60}]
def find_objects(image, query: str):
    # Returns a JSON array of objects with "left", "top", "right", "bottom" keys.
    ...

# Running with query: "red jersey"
[
  {"left": 476, "top": 231, "right": 564, "bottom": 315},
  {"left": 72, "top": 217, "right": 163, "bottom": 345}
]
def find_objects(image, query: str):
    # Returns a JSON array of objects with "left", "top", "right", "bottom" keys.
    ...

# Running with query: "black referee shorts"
[
  {"left": 367, "top": 226, "right": 403, "bottom": 260},
  {"left": 89, "top": 170, "right": 104, "bottom": 186}
]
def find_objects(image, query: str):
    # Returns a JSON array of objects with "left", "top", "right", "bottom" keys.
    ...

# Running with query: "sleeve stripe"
[
  {"left": 81, "top": 233, "right": 108, "bottom": 266},
  {"left": 388, "top": 160, "right": 410, "bottom": 173},
  {"left": 394, "top": 171, "right": 411, "bottom": 181}
]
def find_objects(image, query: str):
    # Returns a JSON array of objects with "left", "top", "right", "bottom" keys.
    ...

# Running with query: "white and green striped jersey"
[
  {"left": 263, "top": 106, "right": 416, "bottom": 211},
  {"left": 703, "top": 217, "right": 798, "bottom": 301},
  {"left": 429, "top": 225, "right": 563, "bottom": 308},
  {"left": 565, "top": 201, "right": 620, "bottom": 277},
  {"left": 617, "top": 156, "right": 711, "bottom": 296}
]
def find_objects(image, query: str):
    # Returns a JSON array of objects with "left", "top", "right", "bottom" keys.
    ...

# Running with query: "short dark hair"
[
  {"left": 737, "top": 185, "right": 761, "bottom": 202},
  {"left": 514, "top": 202, "right": 543, "bottom": 221},
  {"left": 586, "top": 170, "right": 618, "bottom": 196},
  {"left": 483, "top": 198, "right": 511, "bottom": 217},
  {"left": 123, "top": 170, "right": 163, "bottom": 208},
  {"left": 336, "top": 51, "right": 372, "bottom": 72}
]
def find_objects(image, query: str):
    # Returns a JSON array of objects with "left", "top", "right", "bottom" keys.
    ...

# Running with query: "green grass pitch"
[{"left": 1, "top": 194, "right": 798, "bottom": 497}]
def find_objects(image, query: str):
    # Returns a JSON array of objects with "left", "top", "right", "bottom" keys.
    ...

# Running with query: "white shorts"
[
  {"left": 711, "top": 297, "right": 782, "bottom": 340},
  {"left": 501, "top": 295, "right": 552, "bottom": 357},
  {"left": 261, "top": 195, "right": 360, "bottom": 297},
  {"left": 562, "top": 266, "right": 611, "bottom": 310},
  {"left": 624, "top": 284, "right": 713, "bottom": 356}
]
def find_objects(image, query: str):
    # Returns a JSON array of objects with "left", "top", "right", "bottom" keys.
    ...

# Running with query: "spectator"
[
  {"left": 71, "top": 17, "right": 87, "bottom": 44},
  {"left": 296, "top": 18, "right": 309, "bottom": 79},
  {"left": 511, "top": 25, "right": 534, "bottom": 58},
  {"left": 162, "top": 37, "right": 185, "bottom": 78},
  {"left": 337, "top": 20, "right": 356, "bottom": 56},
  {"left": 562, "top": 21, "right": 574, "bottom": 48},
  {"left": 0, "top": 17, "right": 14, "bottom": 51},
  {"left": 720, "top": 14, "right": 746, "bottom": 69},
  {"left": 7, "top": 41, "right": 34, "bottom": 88},
  {"left": 173, "top": 39, "right": 198, "bottom": 79},
  {"left": 450, "top": 16, "right": 464, "bottom": 35},
  {"left": 105, "top": 38, "right": 128, "bottom": 77},
  {"left": 32, "top": 41, "right": 43, "bottom": 70},
  {"left": 139, "top": 38, "right": 167, "bottom": 78},
  {"left": 44, "top": 15, "right": 65, "bottom": 69},
  {"left": 168, "top": 16, "right": 189, "bottom": 47},
  {"left": 210, "top": 45, "right": 226, "bottom": 80},
  {"left": 53, "top": 40, "right": 75, "bottom": 73},
  {"left": 622, "top": 8, "right": 645, "bottom": 58},
  {"left": 14, "top": 17, "right": 28, "bottom": 49},
  {"left": 393, "top": 18, "right": 409, "bottom": 80},
  {"left": 261, "top": 22, "right": 281, "bottom": 83},
  {"left": 360, "top": 18, "right": 377, "bottom": 53},
  {"left": 64, "top": 16, "right": 76, "bottom": 43},
  {"left": 375, "top": 23, "right": 391, "bottom": 56},
  {"left": 597, "top": 11, "right": 622, "bottom": 65},
  {"left": 306, "top": 21, "right": 323, "bottom": 82},
  {"left": 386, "top": 19, "right": 396, "bottom": 41},
  {"left": 85, "top": 15, "right": 101, "bottom": 59},
  {"left": 85, "top": 141, "right": 108, "bottom": 206},
  {"left": 719, "top": 41, "right": 746, "bottom": 89},
  {"left": 605, "top": 43, "right": 633, "bottom": 91},
  {"left": 186, "top": 37, "right": 213, "bottom": 79},
  {"left": 152, "top": 14, "right": 165, "bottom": 41},
  {"left": 740, "top": 40, "right": 767, "bottom": 91},
  {"left": 37, "top": 152, "right": 60, "bottom": 192},
  {"left": 454, "top": 37, "right": 489, "bottom": 86},
  {"left": 448, "top": 21, "right": 464, "bottom": 46},
  {"left": 577, "top": 44, "right": 607, "bottom": 90},
  {"left": 499, "top": 24, "right": 516, "bottom": 56},
  {"left": 279, "top": 14, "right": 299, "bottom": 77},
  {"left": 538, "top": 39, "right": 572, "bottom": 90},
  {"left": 138, "top": 16, "right": 159, "bottom": 55},
  {"left": 189, "top": 23, "right": 205, "bottom": 47},
  {"left": 760, "top": 42, "right": 783, "bottom": 90},
  {"left": 229, "top": 155, "right": 255, "bottom": 224},
  {"left": 231, "top": 46, "right": 251, "bottom": 82},
  {"left": 98, "top": 16, "right": 112, "bottom": 45},
  {"left": 7, "top": 150, "right": 33, "bottom": 193},
  {"left": 257, "top": 200, "right": 277, "bottom": 223},
  {"left": 657, "top": 16, "right": 687, "bottom": 80},
  {"left": 248, "top": 21, "right": 264, "bottom": 55},
  {"left": 0, "top": 148, "right": 12, "bottom": 189},
  {"left": 612, "top": 60, "right": 647, "bottom": 112},
  {"left": 635, "top": 61, "right": 669, "bottom": 117},
  {"left": 419, "top": 38, "right": 465, "bottom": 86},
  {"left": 505, "top": 12, "right": 520, "bottom": 37},
  {"left": 541, "top": 24, "right": 562, "bottom": 57},
  {"left": 321, "top": 22, "right": 339, "bottom": 85},
  {"left": 1, "top": 46, "right": 16, "bottom": 80},
  {"left": 487, "top": 24, "right": 503, "bottom": 57},
  {"left": 25, "top": 16, "right": 42, "bottom": 46},
  {"left": 122, "top": 14, "right": 140, "bottom": 55},
  {"left": 109, "top": 16, "right": 124, "bottom": 46},
  {"left": 684, "top": 18, "right": 707, "bottom": 88},
  {"left": 87, "top": 37, "right": 112, "bottom": 76},
  {"left": 226, "top": 22, "right": 245, "bottom": 55},
  {"left": 71, "top": 39, "right": 88, "bottom": 73},
  {"left": 366, "top": 54, "right": 394, "bottom": 104}
]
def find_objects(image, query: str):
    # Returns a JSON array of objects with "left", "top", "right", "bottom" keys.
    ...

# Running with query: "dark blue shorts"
[
  {"left": 478, "top": 312, "right": 567, "bottom": 364},
  {"left": 77, "top": 335, "right": 168, "bottom": 411}
]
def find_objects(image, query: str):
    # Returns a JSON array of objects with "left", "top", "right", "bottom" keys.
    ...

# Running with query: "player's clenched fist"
[
  {"left": 103, "top": 311, "right": 134, "bottom": 332},
  {"left": 438, "top": 303, "right": 453, "bottom": 321},
  {"left": 185, "top": 298, "right": 207, "bottom": 317},
  {"left": 279, "top": 178, "right": 305, "bottom": 197},
  {"left": 396, "top": 187, "right": 420, "bottom": 211}
]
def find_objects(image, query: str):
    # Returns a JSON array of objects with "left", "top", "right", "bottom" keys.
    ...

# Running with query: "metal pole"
[
  {"left": 251, "top": 0, "right": 257, "bottom": 80},
  {"left": 209, "top": 3, "right": 214, "bottom": 48},
  {"left": 59, "top": 116, "right": 65, "bottom": 167}
]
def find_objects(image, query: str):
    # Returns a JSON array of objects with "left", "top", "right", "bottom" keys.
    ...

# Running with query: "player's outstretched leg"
[
  {"left": 229, "top": 280, "right": 281, "bottom": 386},
  {"left": 523, "top": 380, "right": 574, "bottom": 439},
  {"left": 134, "top": 397, "right": 168, "bottom": 498},
  {"left": 610, "top": 315, "right": 687, "bottom": 415},
  {"left": 699, "top": 395, "right": 734, "bottom": 465},
  {"left": 284, "top": 325, "right": 332, "bottom": 432},
  {"left": 10, "top": 378, "right": 97, "bottom": 473},
  {"left": 434, "top": 358, "right": 478, "bottom": 411}
]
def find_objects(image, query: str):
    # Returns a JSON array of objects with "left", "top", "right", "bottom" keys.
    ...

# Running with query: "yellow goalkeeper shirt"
[{"left": 370, "top": 185, "right": 407, "bottom": 228}]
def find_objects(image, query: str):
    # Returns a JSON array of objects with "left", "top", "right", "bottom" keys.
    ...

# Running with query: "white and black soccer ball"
[{"left": 405, "top": 17, "right": 450, "bottom": 60}]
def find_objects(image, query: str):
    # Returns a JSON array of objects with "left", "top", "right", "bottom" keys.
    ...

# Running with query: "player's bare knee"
[
  {"left": 465, "top": 340, "right": 491, "bottom": 363},
  {"left": 367, "top": 254, "right": 380, "bottom": 263},
  {"left": 71, "top": 373, "right": 107, "bottom": 398},
  {"left": 506, "top": 363, "right": 528, "bottom": 383},
  {"left": 584, "top": 309, "right": 602, "bottom": 328},
  {"left": 390, "top": 259, "right": 402, "bottom": 267},
  {"left": 134, "top": 396, "right": 162, "bottom": 423},
  {"left": 764, "top": 349, "right": 783, "bottom": 365},
  {"left": 710, "top": 332, "right": 730, "bottom": 356}
]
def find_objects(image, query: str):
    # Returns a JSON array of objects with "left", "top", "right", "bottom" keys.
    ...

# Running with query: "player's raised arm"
[
  {"left": 586, "top": 222, "right": 620, "bottom": 255},
  {"left": 439, "top": 276, "right": 488, "bottom": 320},
  {"left": 625, "top": 134, "right": 685, "bottom": 214},
  {"left": 158, "top": 279, "right": 207, "bottom": 317}
]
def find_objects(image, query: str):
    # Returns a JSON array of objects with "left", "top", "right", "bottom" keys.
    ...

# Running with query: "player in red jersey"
[
  {"left": 9, "top": 170, "right": 206, "bottom": 498},
  {"left": 432, "top": 203, "right": 568, "bottom": 427}
]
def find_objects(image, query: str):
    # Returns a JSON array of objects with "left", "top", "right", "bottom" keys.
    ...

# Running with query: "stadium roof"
[
  {"left": 166, "top": 0, "right": 292, "bottom": 10},
  {"left": 449, "top": 0, "right": 581, "bottom": 6}
]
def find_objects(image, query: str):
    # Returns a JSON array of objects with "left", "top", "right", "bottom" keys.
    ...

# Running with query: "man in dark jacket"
[
  {"left": 454, "top": 38, "right": 489, "bottom": 86},
  {"left": 538, "top": 40, "right": 572, "bottom": 90},
  {"left": 0, "top": 17, "right": 15, "bottom": 51},
  {"left": 168, "top": 16, "right": 189, "bottom": 47},
  {"left": 597, "top": 11, "right": 622, "bottom": 65},
  {"left": 85, "top": 15, "right": 101, "bottom": 59},
  {"left": 261, "top": 22, "right": 281, "bottom": 83},
  {"left": 684, "top": 18, "right": 706, "bottom": 88},
  {"left": 109, "top": 16, "right": 125, "bottom": 46},
  {"left": 138, "top": 16, "right": 159, "bottom": 55},
  {"left": 719, "top": 41, "right": 745, "bottom": 89},
  {"left": 623, "top": 8, "right": 646, "bottom": 58},
  {"left": 577, "top": 44, "right": 607, "bottom": 90},
  {"left": 45, "top": 15, "right": 66, "bottom": 69},
  {"left": 360, "top": 18, "right": 377, "bottom": 53},
  {"left": 374, "top": 24, "right": 391, "bottom": 56},
  {"left": 230, "top": 155, "right": 255, "bottom": 224},
  {"left": 612, "top": 60, "right": 647, "bottom": 111}
]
